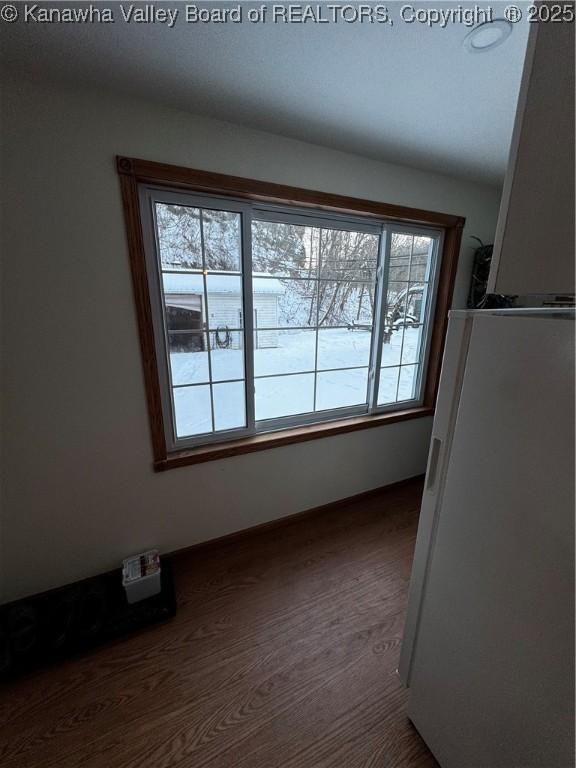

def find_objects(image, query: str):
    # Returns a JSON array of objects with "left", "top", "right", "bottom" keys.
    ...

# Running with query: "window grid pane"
[
  {"left": 378, "top": 366, "right": 401, "bottom": 406},
  {"left": 156, "top": 203, "right": 203, "bottom": 270},
  {"left": 156, "top": 203, "right": 247, "bottom": 439},
  {"left": 398, "top": 364, "right": 419, "bottom": 402},
  {"left": 150, "top": 194, "right": 441, "bottom": 448},
  {"left": 255, "top": 373, "right": 315, "bottom": 421},
  {"left": 174, "top": 384, "right": 212, "bottom": 438},
  {"left": 252, "top": 221, "right": 380, "bottom": 421},
  {"left": 376, "top": 231, "right": 438, "bottom": 408}
]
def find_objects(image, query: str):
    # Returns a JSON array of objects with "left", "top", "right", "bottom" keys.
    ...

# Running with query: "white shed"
[{"left": 162, "top": 272, "right": 284, "bottom": 350}]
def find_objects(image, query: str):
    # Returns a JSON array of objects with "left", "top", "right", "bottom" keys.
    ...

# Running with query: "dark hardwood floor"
[{"left": 0, "top": 477, "right": 437, "bottom": 768}]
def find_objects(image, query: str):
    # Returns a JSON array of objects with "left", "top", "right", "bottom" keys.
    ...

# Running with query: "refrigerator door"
[
  {"left": 398, "top": 311, "right": 473, "bottom": 685},
  {"left": 404, "top": 312, "right": 574, "bottom": 768}
]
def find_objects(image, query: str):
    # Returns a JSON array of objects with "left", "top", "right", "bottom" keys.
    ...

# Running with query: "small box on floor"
[{"left": 122, "top": 549, "right": 161, "bottom": 603}]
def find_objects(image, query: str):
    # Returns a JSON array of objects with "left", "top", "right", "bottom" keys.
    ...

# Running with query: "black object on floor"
[{"left": 0, "top": 560, "right": 177, "bottom": 680}]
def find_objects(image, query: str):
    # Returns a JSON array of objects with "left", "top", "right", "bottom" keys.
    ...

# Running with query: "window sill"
[{"left": 154, "top": 406, "right": 434, "bottom": 471}]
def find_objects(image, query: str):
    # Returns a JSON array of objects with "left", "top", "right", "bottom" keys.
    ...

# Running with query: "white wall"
[
  {"left": 0, "top": 74, "right": 501, "bottom": 603},
  {"left": 489, "top": 21, "right": 575, "bottom": 296}
]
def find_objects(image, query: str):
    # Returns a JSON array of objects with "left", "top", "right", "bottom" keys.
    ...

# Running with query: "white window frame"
[{"left": 139, "top": 185, "right": 443, "bottom": 453}]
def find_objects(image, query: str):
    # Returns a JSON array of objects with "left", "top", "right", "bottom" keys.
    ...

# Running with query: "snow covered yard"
[{"left": 171, "top": 327, "right": 423, "bottom": 437}]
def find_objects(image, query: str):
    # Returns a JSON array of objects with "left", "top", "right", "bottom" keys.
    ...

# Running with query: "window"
[
  {"left": 145, "top": 193, "right": 440, "bottom": 445},
  {"left": 119, "top": 158, "right": 463, "bottom": 469}
]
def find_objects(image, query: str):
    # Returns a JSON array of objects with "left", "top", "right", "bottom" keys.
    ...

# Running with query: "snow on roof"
[{"left": 163, "top": 272, "right": 284, "bottom": 295}]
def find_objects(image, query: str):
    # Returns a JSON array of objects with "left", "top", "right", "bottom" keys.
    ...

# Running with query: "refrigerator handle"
[{"left": 426, "top": 438, "right": 442, "bottom": 493}]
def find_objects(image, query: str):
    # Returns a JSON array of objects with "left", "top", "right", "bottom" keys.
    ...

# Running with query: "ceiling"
[{"left": 0, "top": 2, "right": 530, "bottom": 185}]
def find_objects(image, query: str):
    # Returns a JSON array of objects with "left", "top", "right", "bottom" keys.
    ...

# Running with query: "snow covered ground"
[{"left": 172, "top": 327, "right": 423, "bottom": 437}]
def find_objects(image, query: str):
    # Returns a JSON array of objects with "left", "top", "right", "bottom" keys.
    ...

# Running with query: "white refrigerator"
[{"left": 399, "top": 308, "right": 574, "bottom": 768}]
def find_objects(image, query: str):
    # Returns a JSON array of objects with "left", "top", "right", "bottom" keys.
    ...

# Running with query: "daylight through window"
[{"left": 141, "top": 189, "right": 441, "bottom": 450}]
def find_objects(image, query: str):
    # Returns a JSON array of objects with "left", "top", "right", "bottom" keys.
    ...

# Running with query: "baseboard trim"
[
  {"left": 2, "top": 474, "right": 425, "bottom": 608},
  {"left": 169, "top": 473, "right": 425, "bottom": 562}
]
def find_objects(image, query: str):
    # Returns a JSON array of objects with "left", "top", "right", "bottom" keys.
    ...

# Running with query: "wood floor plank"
[{"left": 0, "top": 478, "right": 437, "bottom": 768}]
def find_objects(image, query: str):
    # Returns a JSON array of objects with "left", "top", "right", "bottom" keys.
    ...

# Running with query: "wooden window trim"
[{"left": 117, "top": 156, "right": 464, "bottom": 471}]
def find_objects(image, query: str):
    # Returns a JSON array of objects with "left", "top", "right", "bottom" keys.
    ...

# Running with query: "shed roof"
[{"left": 163, "top": 272, "right": 284, "bottom": 295}]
